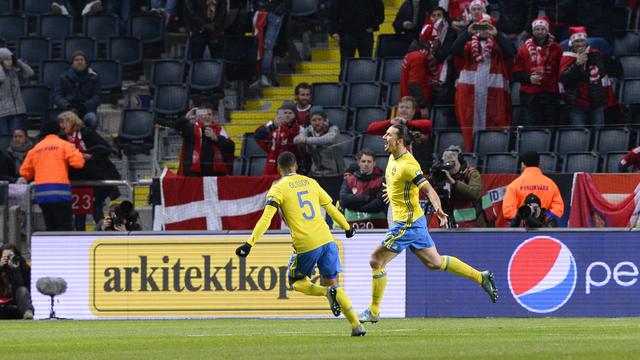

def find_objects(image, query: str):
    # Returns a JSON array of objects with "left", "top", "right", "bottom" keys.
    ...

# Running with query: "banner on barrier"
[
  {"left": 408, "top": 231, "right": 640, "bottom": 317},
  {"left": 31, "top": 233, "right": 406, "bottom": 319}
]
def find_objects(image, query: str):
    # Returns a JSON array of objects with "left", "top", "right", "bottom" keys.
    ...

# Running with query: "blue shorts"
[
  {"left": 381, "top": 216, "right": 435, "bottom": 253},
  {"left": 287, "top": 241, "right": 342, "bottom": 284}
]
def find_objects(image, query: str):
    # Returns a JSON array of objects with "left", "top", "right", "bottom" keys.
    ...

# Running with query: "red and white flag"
[{"left": 153, "top": 170, "right": 281, "bottom": 230}]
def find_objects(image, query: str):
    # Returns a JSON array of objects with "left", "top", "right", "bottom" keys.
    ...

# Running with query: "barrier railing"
[{"left": 24, "top": 179, "right": 153, "bottom": 244}]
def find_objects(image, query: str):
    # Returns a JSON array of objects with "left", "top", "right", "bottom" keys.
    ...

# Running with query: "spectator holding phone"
[
  {"left": 254, "top": 101, "right": 302, "bottom": 175},
  {"left": 451, "top": 14, "right": 514, "bottom": 151},
  {"left": 0, "top": 48, "right": 34, "bottom": 136},
  {"left": 175, "top": 102, "right": 235, "bottom": 177}
]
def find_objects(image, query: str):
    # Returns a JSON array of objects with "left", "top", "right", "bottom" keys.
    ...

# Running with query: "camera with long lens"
[
  {"left": 517, "top": 203, "right": 536, "bottom": 219},
  {"left": 430, "top": 161, "right": 456, "bottom": 189},
  {"left": 109, "top": 201, "right": 140, "bottom": 231},
  {"left": 9, "top": 254, "right": 22, "bottom": 265},
  {"left": 515, "top": 194, "right": 544, "bottom": 228}
]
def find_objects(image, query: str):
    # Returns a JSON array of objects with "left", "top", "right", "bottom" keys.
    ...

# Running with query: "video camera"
[
  {"left": 430, "top": 161, "right": 456, "bottom": 189},
  {"left": 108, "top": 201, "right": 140, "bottom": 231}
]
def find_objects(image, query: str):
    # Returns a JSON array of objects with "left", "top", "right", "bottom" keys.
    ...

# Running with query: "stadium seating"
[
  {"left": 247, "top": 156, "right": 266, "bottom": 176},
  {"left": 337, "top": 132, "right": 357, "bottom": 155},
  {"left": 386, "top": 82, "right": 400, "bottom": 107},
  {"left": 108, "top": 37, "right": 144, "bottom": 66},
  {"left": 91, "top": 59, "right": 122, "bottom": 94},
  {"left": 343, "top": 57, "right": 378, "bottom": 83},
  {"left": 474, "top": 129, "right": 510, "bottom": 155},
  {"left": 539, "top": 152, "right": 559, "bottom": 173},
  {"left": 241, "top": 133, "right": 266, "bottom": 159},
  {"left": 151, "top": 59, "right": 185, "bottom": 88},
  {"left": 613, "top": 31, "right": 640, "bottom": 57},
  {"left": 359, "top": 134, "right": 386, "bottom": 156},
  {"left": 232, "top": 157, "right": 244, "bottom": 176},
  {"left": 462, "top": 153, "right": 479, "bottom": 168},
  {"left": 516, "top": 128, "right": 553, "bottom": 154},
  {"left": 290, "top": 0, "right": 318, "bottom": 17},
  {"left": 21, "top": 85, "right": 49, "bottom": 121},
  {"left": 40, "top": 60, "right": 68, "bottom": 89},
  {"left": 0, "top": 0, "right": 12, "bottom": 14},
  {"left": 483, "top": 153, "right": 519, "bottom": 174},
  {"left": 431, "top": 105, "right": 458, "bottom": 130},
  {"left": 604, "top": 151, "right": 627, "bottom": 172},
  {"left": 612, "top": 7, "right": 632, "bottom": 31},
  {"left": 38, "top": 15, "right": 72, "bottom": 44},
  {"left": 379, "top": 57, "right": 402, "bottom": 84},
  {"left": 376, "top": 34, "right": 411, "bottom": 58},
  {"left": 595, "top": 127, "right": 632, "bottom": 153},
  {"left": 129, "top": 14, "right": 165, "bottom": 45},
  {"left": 555, "top": 128, "right": 592, "bottom": 154},
  {"left": 153, "top": 84, "right": 189, "bottom": 117},
  {"left": 63, "top": 37, "right": 97, "bottom": 61},
  {"left": 84, "top": 15, "right": 119, "bottom": 44},
  {"left": 621, "top": 79, "right": 640, "bottom": 104},
  {"left": 23, "top": 0, "right": 55, "bottom": 16},
  {"left": 343, "top": 155, "right": 356, "bottom": 170},
  {"left": 0, "top": 15, "right": 26, "bottom": 45},
  {"left": 323, "top": 107, "right": 350, "bottom": 132},
  {"left": 117, "top": 109, "right": 155, "bottom": 155},
  {"left": 17, "top": 37, "right": 51, "bottom": 70},
  {"left": 312, "top": 82, "right": 347, "bottom": 107},
  {"left": 188, "top": 59, "right": 224, "bottom": 93},
  {"left": 619, "top": 55, "right": 640, "bottom": 79},
  {"left": 434, "top": 130, "right": 465, "bottom": 153},
  {"left": 563, "top": 152, "right": 600, "bottom": 173},
  {"left": 0, "top": 135, "right": 11, "bottom": 151},
  {"left": 353, "top": 106, "right": 387, "bottom": 132},
  {"left": 347, "top": 82, "right": 382, "bottom": 108}
]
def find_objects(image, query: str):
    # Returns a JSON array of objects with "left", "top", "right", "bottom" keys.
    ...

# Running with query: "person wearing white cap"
[
  {"left": 560, "top": 26, "right": 608, "bottom": 127},
  {"left": 0, "top": 48, "right": 34, "bottom": 136},
  {"left": 513, "top": 16, "right": 563, "bottom": 127}
]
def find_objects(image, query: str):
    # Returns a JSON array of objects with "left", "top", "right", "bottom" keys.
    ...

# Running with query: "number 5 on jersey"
[{"left": 297, "top": 190, "right": 316, "bottom": 220}]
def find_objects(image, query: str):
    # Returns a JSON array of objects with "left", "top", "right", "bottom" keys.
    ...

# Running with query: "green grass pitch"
[{"left": 3, "top": 318, "right": 640, "bottom": 359}]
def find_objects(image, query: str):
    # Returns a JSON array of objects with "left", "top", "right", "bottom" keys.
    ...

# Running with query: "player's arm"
[
  {"left": 411, "top": 167, "right": 449, "bottom": 227},
  {"left": 236, "top": 190, "right": 281, "bottom": 257},
  {"left": 318, "top": 184, "right": 356, "bottom": 238}
]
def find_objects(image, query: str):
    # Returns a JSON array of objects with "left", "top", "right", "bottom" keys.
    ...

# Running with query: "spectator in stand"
[
  {"left": 0, "top": 150, "right": 17, "bottom": 183},
  {"left": 294, "top": 82, "right": 312, "bottom": 127},
  {"left": 294, "top": 107, "right": 343, "bottom": 177},
  {"left": 400, "top": 19, "right": 440, "bottom": 117},
  {"left": 53, "top": 51, "right": 101, "bottom": 130},
  {"left": 432, "top": 145, "right": 485, "bottom": 227},
  {"left": 0, "top": 48, "right": 34, "bottom": 136},
  {"left": 512, "top": 16, "right": 563, "bottom": 127},
  {"left": 451, "top": 14, "right": 514, "bottom": 151},
  {"left": 339, "top": 149, "right": 387, "bottom": 229},
  {"left": 19, "top": 121, "right": 85, "bottom": 231},
  {"left": 393, "top": 0, "right": 437, "bottom": 41},
  {"left": 251, "top": 0, "right": 291, "bottom": 88},
  {"left": 618, "top": 146, "right": 640, "bottom": 172},
  {"left": 184, "top": 0, "right": 227, "bottom": 60},
  {"left": 502, "top": 151, "right": 564, "bottom": 223},
  {"left": 7, "top": 128, "right": 34, "bottom": 184},
  {"left": 450, "top": 0, "right": 486, "bottom": 31},
  {"left": 328, "top": 0, "right": 385, "bottom": 72},
  {"left": 509, "top": 193, "right": 558, "bottom": 228},
  {"left": 175, "top": 103, "right": 235, "bottom": 177},
  {"left": 492, "top": 0, "right": 534, "bottom": 47},
  {"left": 431, "top": 7, "right": 459, "bottom": 104},
  {"left": 444, "top": 0, "right": 473, "bottom": 31},
  {"left": 367, "top": 96, "right": 432, "bottom": 169},
  {"left": 59, "top": 111, "right": 121, "bottom": 231},
  {"left": 367, "top": 96, "right": 432, "bottom": 136},
  {"left": 560, "top": 27, "right": 608, "bottom": 127},
  {"left": 0, "top": 244, "right": 34, "bottom": 320},
  {"left": 255, "top": 101, "right": 302, "bottom": 175},
  {"left": 527, "top": 0, "right": 576, "bottom": 40}
]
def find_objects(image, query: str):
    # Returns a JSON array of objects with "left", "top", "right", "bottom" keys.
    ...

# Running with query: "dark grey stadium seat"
[
  {"left": 63, "top": 36, "right": 97, "bottom": 61},
  {"left": 354, "top": 106, "right": 387, "bottom": 132},
  {"left": 604, "top": 151, "right": 628, "bottom": 172},
  {"left": 359, "top": 134, "right": 386, "bottom": 156},
  {"left": 189, "top": 59, "right": 224, "bottom": 92},
  {"left": 248, "top": 156, "right": 267, "bottom": 176},
  {"left": 483, "top": 153, "right": 519, "bottom": 174},
  {"left": 117, "top": 109, "right": 155, "bottom": 155},
  {"left": 91, "top": 60, "right": 122, "bottom": 93},
  {"left": 563, "top": 152, "right": 600, "bottom": 173},
  {"left": 621, "top": 79, "right": 640, "bottom": 104},
  {"left": 84, "top": 14, "right": 119, "bottom": 44},
  {"left": 538, "top": 152, "right": 559, "bottom": 173},
  {"left": 312, "top": 82, "right": 347, "bottom": 107},
  {"left": 241, "top": 133, "right": 266, "bottom": 158},
  {"left": 379, "top": 57, "right": 402, "bottom": 84},
  {"left": 555, "top": 128, "right": 591, "bottom": 154},
  {"left": 323, "top": 107, "right": 349, "bottom": 131},
  {"left": 343, "top": 57, "right": 378, "bottom": 83},
  {"left": 151, "top": 60, "right": 185, "bottom": 88},
  {"left": 595, "top": 127, "right": 632, "bottom": 153},
  {"left": 435, "top": 130, "right": 465, "bottom": 154},
  {"left": 347, "top": 82, "right": 382, "bottom": 107},
  {"left": 0, "top": 15, "right": 26, "bottom": 45},
  {"left": 153, "top": 84, "right": 189, "bottom": 116},
  {"left": 474, "top": 129, "right": 510, "bottom": 155},
  {"left": 517, "top": 128, "right": 553, "bottom": 154},
  {"left": 38, "top": 15, "right": 72, "bottom": 44}
]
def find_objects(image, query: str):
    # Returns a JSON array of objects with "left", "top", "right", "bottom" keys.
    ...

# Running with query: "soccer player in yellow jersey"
[
  {"left": 235, "top": 152, "right": 366, "bottom": 336},
  {"left": 358, "top": 124, "right": 498, "bottom": 323}
]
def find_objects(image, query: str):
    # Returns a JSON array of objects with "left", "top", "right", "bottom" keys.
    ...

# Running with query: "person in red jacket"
[
  {"left": 512, "top": 16, "right": 563, "bottom": 127},
  {"left": 618, "top": 146, "right": 640, "bottom": 172},
  {"left": 254, "top": 101, "right": 302, "bottom": 175},
  {"left": 400, "top": 19, "right": 440, "bottom": 117}
]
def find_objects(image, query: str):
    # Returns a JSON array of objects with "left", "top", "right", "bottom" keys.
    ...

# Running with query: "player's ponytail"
[{"left": 390, "top": 123, "right": 415, "bottom": 147}]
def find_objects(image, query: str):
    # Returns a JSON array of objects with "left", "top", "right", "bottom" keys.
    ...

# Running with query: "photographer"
[
  {"left": 0, "top": 48, "right": 34, "bottom": 136},
  {"left": 430, "top": 145, "right": 485, "bottom": 227},
  {"left": 503, "top": 151, "right": 564, "bottom": 222},
  {"left": 509, "top": 193, "right": 558, "bottom": 228},
  {"left": 0, "top": 244, "right": 33, "bottom": 320},
  {"left": 97, "top": 201, "right": 142, "bottom": 231}
]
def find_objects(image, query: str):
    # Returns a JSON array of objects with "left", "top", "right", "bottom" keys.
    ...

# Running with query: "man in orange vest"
[
  {"left": 20, "top": 121, "right": 85, "bottom": 231},
  {"left": 502, "top": 151, "right": 564, "bottom": 222}
]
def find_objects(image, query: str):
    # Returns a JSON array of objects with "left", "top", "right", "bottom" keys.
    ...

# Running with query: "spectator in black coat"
[
  {"left": 0, "top": 244, "right": 33, "bottom": 320},
  {"left": 175, "top": 103, "right": 235, "bottom": 177},
  {"left": 58, "top": 111, "right": 121, "bottom": 231},
  {"left": 393, "top": 0, "right": 437, "bottom": 41},
  {"left": 53, "top": 51, "right": 101, "bottom": 130},
  {"left": 184, "top": 0, "right": 228, "bottom": 60},
  {"left": 328, "top": 0, "right": 385, "bottom": 72}
]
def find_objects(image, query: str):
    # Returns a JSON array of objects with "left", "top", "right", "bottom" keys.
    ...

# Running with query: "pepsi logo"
[{"left": 508, "top": 236, "right": 577, "bottom": 313}]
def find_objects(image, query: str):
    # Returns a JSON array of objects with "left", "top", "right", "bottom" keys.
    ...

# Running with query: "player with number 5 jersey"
[{"left": 235, "top": 152, "right": 365, "bottom": 337}]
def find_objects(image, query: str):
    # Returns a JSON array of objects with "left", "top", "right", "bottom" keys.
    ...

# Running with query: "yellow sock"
[
  {"left": 336, "top": 287, "right": 360, "bottom": 329},
  {"left": 292, "top": 278, "right": 326, "bottom": 296},
  {"left": 370, "top": 268, "right": 387, "bottom": 316},
  {"left": 439, "top": 256, "right": 482, "bottom": 284}
]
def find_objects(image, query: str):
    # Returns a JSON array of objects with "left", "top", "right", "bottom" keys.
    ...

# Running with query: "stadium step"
[
  {"left": 384, "top": 0, "right": 403, "bottom": 6},
  {"left": 278, "top": 73, "right": 339, "bottom": 86},
  {"left": 311, "top": 47, "right": 340, "bottom": 61},
  {"left": 294, "top": 61, "right": 341, "bottom": 75},
  {"left": 263, "top": 86, "right": 296, "bottom": 99},
  {"left": 245, "top": 98, "right": 290, "bottom": 111}
]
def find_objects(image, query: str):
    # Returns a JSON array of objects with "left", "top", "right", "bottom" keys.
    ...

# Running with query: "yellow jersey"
[
  {"left": 263, "top": 174, "right": 335, "bottom": 253},
  {"left": 386, "top": 151, "right": 428, "bottom": 223}
]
